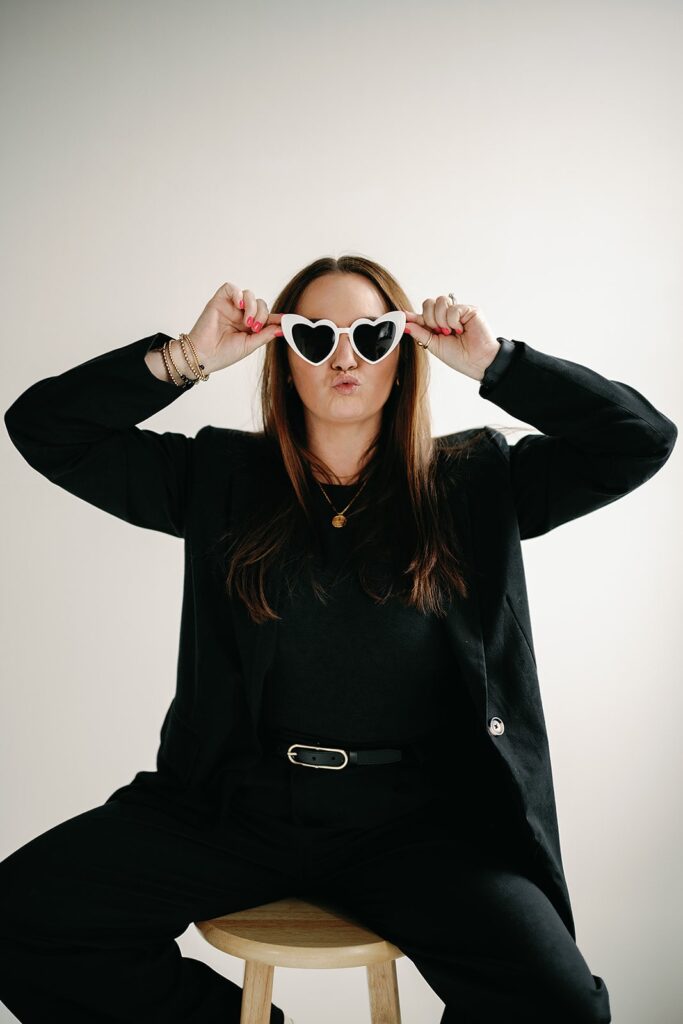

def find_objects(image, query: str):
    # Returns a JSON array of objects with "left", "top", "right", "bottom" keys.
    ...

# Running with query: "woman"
[{"left": 1, "top": 255, "right": 676, "bottom": 1023}]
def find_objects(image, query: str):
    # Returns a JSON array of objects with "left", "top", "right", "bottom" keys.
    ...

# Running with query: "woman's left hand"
[{"left": 401, "top": 296, "right": 502, "bottom": 380}]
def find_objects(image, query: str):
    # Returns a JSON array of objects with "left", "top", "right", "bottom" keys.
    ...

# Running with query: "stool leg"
[
  {"left": 367, "top": 959, "right": 402, "bottom": 1024},
  {"left": 240, "top": 959, "right": 275, "bottom": 1024}
]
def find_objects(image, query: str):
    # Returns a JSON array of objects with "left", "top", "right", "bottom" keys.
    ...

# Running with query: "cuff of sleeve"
[{"left": 479, "top": 337, "right": 518, "bottom": 396}]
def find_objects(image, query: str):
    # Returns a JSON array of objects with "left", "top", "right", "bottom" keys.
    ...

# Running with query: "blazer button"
[{"left": 488, "top": 716, "right": 505, "bottom": 736}]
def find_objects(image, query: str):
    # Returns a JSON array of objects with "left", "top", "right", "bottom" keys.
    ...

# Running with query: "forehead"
[
  {"left": 306, "top": 313, "right": 384, "bottom": 324},
  {"left": 296, "top": 275, "right": 389, "bottom": 325}
]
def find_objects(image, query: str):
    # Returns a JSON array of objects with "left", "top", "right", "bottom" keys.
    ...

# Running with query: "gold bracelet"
[
  {"left": 167, "top": 337, "right": 194, "bottom": 386},
  {"left": 161, "top": 339, "right": 186, "bottom": 387},
  {"left": 159, "top": 335, "right": 211, "bottom": 388},
  {"left": 177, "top": 335, "right": 201, "bottom": 382},
  {"left": 179, "top": 333, "right": 210, "bottom": 382}
]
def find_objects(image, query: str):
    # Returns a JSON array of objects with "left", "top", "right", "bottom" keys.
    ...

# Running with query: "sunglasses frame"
[{"left": 279, "top": 311, "right": 407, "bottom": 366}]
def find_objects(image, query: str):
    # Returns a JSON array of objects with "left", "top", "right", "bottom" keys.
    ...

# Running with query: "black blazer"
[{"left": 4, "top": 331, "right": 677, "bottom": 942}]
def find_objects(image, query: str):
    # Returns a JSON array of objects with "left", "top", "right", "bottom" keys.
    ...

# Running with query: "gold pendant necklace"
[{"left": 315, "top": 474, "right": 370, "bottom": 528}]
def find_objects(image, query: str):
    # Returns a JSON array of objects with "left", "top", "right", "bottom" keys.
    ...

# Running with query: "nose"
[{"left": 332, "top": 332, "right": 358, "bottom": 370}]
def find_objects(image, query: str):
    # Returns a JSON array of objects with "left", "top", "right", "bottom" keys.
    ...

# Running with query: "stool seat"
[
  {"left": 195, "top": 895, "right": 404, "bottom": 968},
  {"left": 195, "top": 896, "right": 405, "bottom": 1023}
]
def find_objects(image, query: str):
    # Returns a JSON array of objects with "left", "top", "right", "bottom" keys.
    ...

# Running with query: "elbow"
[
  {"left": 635, "top": 419, "right": 678, "bottom": 487},
  {"left": 662, "top": 419, "right": 678, "bottom": 453},
  {"left": 4, "top": 389, "right": 32, "bottom": 442},
  {"left": 4, "top": 403, "right": 23, "bottom": 448},
  {"left": 628, "top": 411, "right": 677, "bottom": 466},
  {"left": 649, "top": 417, "right": 678, "bottom": 465},
  {"left": 4, "top": 401, "right": 46, "bottom": 468}
]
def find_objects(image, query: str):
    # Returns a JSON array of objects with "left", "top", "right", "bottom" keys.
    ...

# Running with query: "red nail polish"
[
  {"left": 404, "top": 325, "right": 412, "bottom": 334},
  {"left": 239, "top": 300, "right": 244, "bottom": 309},
  {"left": 455, "top": 328, "right": 463, "bottom": 334},
  {"left": 246, "top": 316, "right": 253, "bottom": 327}
]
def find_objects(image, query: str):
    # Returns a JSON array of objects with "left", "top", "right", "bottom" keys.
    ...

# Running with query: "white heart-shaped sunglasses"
[{"left": 279, "top": 311, "right": 407, "bottom": 366}]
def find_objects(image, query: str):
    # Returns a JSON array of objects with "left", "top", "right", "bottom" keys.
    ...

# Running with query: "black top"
[{"left": 260, "top": 473, "right": 479, "bottom": 754}]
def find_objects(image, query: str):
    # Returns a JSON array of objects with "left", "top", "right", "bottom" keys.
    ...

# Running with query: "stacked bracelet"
[{"left": 161, "top": 333, "right": 211, "bottom": 388}]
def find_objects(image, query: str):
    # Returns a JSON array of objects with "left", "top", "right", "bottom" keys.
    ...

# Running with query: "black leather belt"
[{"left": 271, "top": 734, "right": 442, "bottom": 770}]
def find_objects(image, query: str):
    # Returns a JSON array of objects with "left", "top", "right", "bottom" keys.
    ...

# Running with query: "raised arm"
[
  {"left": 478, "top": 337, "right": 678, "bottom": 540},
  {"left": 4, "top": 333, "right": 200, "bottom": 538},
  {"left": 4, "top": 281, "right": 285, "bottom": 539}
]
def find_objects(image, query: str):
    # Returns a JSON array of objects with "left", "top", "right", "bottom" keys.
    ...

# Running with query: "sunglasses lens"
[
  {"left": 291, "top": 323, "right": 336, "bottom": 364},
  {"left": 354, "top": 321, "right": 397, "bottom": 362}
]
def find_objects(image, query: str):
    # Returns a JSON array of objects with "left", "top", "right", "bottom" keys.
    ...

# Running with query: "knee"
[{"left": 538, "top": 970, "right": 611, "bottom": 1024}]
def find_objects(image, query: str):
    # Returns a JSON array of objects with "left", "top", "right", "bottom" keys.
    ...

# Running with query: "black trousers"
[{"left": 0, "top": 731, "right": 612, "bottom": 1024}]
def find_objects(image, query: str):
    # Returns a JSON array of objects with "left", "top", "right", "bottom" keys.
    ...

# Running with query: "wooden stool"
[{"left": 195, "top": 895, "right": 405, "bottom": 1024}]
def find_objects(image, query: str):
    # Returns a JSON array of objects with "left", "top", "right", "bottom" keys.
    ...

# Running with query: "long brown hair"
[{"left": 215, "top": 254, "right": 503, "bottom": 624}]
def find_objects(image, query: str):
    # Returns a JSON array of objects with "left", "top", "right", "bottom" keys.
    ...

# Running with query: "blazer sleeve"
[
  {"left": 478, "top": 337, "right": 678, "bottom": 540},
  {"left": 4, "top": 332, "right": 202, "bottom": 539}
]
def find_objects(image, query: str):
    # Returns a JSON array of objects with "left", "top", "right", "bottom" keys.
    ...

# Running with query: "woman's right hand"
[{"left": 183, "top": 281, "right": 283, "bottom": 375}]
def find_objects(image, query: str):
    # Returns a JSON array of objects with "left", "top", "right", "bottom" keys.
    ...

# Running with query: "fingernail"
[
  {"left": 455, "top": 328, "right": 463, "bottom": 334},
  {"left": 246, "top": 316, "right": 253, "bottom": 327},
  {"left": 253, "top": 321, "right": 262, "bottom": 332},
  {"left": 239, "top": 300, "right": 245, "bottom": 309},
  {"left": 441, "top": 328, "right": 451, "bottom": 335},
  {"left": 404, "top": 326, "right": 412, "bottom": 334},
  {"left": 274, "top": 329, "right": 284, "bottom": 337}
]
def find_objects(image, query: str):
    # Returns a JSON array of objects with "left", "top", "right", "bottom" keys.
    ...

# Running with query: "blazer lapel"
[
  {"left": 440, "top": 483, "right": 490, "bottom": 724},
  {"left": 228, "top": 458, "right": 285, "bottom": 731}
]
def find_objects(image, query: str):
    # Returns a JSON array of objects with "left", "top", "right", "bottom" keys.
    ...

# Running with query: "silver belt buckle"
[{"left": 287, "top": 743, "right": 350, "bottom": 770}]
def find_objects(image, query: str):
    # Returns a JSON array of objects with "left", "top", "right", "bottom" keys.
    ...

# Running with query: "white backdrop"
[{"left": 1, "top": 2, "right": 681, "bottom": 1022}]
